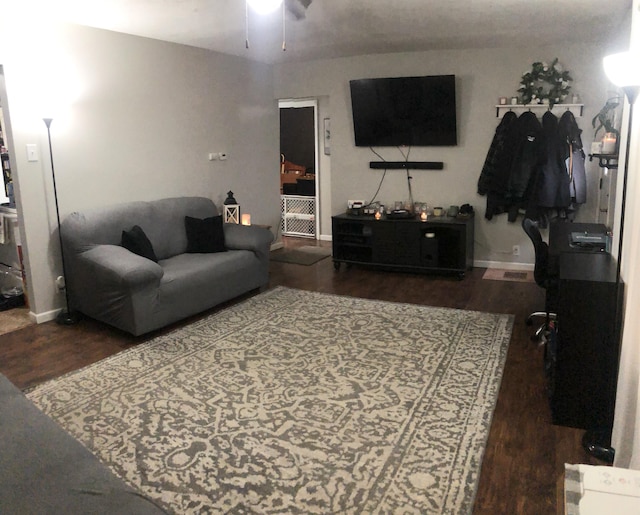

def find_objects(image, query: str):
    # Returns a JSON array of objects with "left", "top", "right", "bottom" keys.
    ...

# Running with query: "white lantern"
[
  {"left": 224, "top": 204, "right": 240, "bottom": 224},
  {"left": 223, "top": 191, "right": 240, "bottom": 224}
]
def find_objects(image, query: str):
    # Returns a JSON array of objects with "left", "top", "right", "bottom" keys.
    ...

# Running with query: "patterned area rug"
[
  {"left": 27, "top": 287, "right": 513, "bottom": 514},
  {"left": 269, "top": 245, "right": 331, "bottom": 265}
]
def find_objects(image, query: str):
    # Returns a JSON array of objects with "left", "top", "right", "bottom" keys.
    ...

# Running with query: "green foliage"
[
  {"left": 517, "top": 58, "right": 573, "bottom": 108},
  {"left": 592, "top": 96, "right": 621, "bottom": 139}
]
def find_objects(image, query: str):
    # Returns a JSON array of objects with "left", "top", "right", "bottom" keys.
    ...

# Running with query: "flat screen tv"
[{"left": 349, "top": 75, "right": 457, "bottom": 147}]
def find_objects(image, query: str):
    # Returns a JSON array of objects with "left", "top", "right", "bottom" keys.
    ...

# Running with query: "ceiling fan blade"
[{"left": 285, "top": 0, "right": 312, "bottom": 20}]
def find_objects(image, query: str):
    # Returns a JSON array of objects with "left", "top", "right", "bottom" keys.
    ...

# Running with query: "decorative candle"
[
  {"left": 241, "top": 214, "right": 251, "bottom": 226},
  {"left": 602, "top": 133, "right": 617, "bottom": 154}
]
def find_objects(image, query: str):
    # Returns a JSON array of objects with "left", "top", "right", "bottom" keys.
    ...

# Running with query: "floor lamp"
[
  {"left": 582, "top": 51, "right": 640, "bottom": 463},
  {"left": 43, "top": 117, "right": 76, "bottom": 325}
]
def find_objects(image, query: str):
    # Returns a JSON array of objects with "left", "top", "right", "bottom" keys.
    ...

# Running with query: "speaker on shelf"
[{"left": 369, "top": 161, "right": 444, "bottom": 170}]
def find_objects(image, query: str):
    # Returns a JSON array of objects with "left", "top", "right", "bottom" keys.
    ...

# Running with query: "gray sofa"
[{"left": 61, "top": 197, "right": 272, "bottom": 336}]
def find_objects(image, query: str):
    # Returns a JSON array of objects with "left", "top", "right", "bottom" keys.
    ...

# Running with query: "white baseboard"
[
  {"left": 475, "top": 260, "right": 534, "bottom": 271},
  {"left": 31, "top": 308, "right": 61, "bottom": 324}
]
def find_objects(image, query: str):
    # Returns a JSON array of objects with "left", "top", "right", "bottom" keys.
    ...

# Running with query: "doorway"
[
  {"left": 0, "top": 65, "right": 29, "bottom": 324},
  {"left": 279, "top": 99, "right": 319, "bottom": 239}
]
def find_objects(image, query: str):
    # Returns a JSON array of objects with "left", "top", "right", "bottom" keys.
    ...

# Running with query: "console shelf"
[{"left": 331, "top": 213, "right": 474, "bottom": 278}]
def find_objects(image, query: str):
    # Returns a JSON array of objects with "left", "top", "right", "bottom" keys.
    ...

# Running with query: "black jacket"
[
  {"left": 506, "top": 111, "right": 542, "bottom": 221},
  {"left": 533, "top": 111, "right": 571, "bottom": 209},
  {"left": 478, "top": 111, "right": 518, "bottom": 219},
  {"left": 559, "top": 111, "right": 586, "bottom": 204}
]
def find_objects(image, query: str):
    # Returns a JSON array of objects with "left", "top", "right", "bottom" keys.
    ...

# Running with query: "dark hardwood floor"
[{"left": 0, "top": 237, "right": 601, "bottom": 514}]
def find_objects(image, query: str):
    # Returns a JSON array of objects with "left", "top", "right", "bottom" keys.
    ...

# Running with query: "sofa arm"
[
  {"left": 65, "top": 245, "right": 164, "bottom": 335},
  {"left": 74, "top": 245, "right": 164, "bottom": 293},
  {"left": 223, "top": 224, "right": 273, "bottom": 260}
]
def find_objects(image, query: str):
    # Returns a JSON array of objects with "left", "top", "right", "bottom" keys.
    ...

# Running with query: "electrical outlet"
[
  {"left": 55, "top": 275, "right": 66, "bottom": 291},
  {"left": 512, "top": 245, "right": 520, "bottom": 256}
]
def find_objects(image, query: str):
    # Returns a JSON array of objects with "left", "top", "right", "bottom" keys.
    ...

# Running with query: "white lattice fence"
[{"left": 281, "top": 195, "right": 315, "bottom": 237}]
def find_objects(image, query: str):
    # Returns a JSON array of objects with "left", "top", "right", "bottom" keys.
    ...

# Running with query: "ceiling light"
[{"left": 246, "top": 0, "right": 283, "bottom": 15}]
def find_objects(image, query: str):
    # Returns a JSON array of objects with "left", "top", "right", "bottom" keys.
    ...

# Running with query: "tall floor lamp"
[
  {"left": 43, "top": 117, "right": 76, "bottom": 325},
  {"left": 582, "top": 51, "right": 640, "bottom": 463}
]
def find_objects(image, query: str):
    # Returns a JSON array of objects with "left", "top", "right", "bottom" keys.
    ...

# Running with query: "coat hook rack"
[{"left": 495, "top": 103, "right": 584, "bottom": 118}]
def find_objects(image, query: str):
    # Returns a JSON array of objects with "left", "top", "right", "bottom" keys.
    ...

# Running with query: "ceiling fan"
[
  {"left": 285, "top": 0, "right": 313, "bottom": 20},
  {"left": 246, "top": 0, "right": 312, "bottom": 19},
  {"left": 245, "top": 0, "right": 313, "bottom": 50}
]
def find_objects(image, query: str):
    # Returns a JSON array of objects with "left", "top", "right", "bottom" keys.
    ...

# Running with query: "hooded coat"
[
  {"left": 478, "top": 110, "right": 518, "bottom": 219},
  {"left": 533, "top": 111, "right": 571, "bottom": 209},
  {"left": 559, "top": 110, "right": 587, "bottom": 204},
  {"left": 506, "top": 111, "right": 543, "bottom": 221}
]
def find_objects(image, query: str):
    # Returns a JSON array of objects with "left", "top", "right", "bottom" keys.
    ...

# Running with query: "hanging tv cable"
[{"left": 282, "top": 0, "right": 287, "bottom": 51}]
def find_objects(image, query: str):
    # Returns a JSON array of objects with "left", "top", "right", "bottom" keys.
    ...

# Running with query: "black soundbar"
[{"left": 369, "top": 161, "right": 444, "bottom": 170}]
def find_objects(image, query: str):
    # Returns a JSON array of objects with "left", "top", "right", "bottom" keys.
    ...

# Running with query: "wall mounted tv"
[{"left": 349, "top": 74, "right": 457, "bottom": 147}]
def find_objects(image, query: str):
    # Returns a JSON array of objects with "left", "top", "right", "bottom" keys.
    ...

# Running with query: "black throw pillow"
[
  {"left": 185, "top": 215, "right": 226, "bottom": 253},
  {"left": 121, "top": 225, "right": 158, "bottom": 262}
]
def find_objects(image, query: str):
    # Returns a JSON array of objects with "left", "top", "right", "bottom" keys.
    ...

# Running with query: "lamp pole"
[{"left": 43, "top": 117, "right": 76, "bottom": 325}]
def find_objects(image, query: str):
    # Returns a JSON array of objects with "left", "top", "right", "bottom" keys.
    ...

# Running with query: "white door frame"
[{"left": 278, "top": 98, "right": 320, "bottom": 239}]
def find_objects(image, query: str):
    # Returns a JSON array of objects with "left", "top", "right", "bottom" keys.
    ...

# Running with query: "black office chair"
[{"left": 522, "top": 217, "right": 558, "bottom": 342}]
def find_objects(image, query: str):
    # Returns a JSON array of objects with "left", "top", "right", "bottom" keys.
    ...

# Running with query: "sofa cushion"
[
  {"left": 121, "top": 225, "right": 158, "bottom": 262},
  {"left": 185, "top": 215, "right": 226, "bottom": 253}
]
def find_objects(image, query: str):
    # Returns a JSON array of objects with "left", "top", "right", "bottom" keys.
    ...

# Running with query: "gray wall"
[
  {"left": 1, "top": 22, "right": 280, "bottom": 320},
  {"left": 273, "top": 41, "right": 629, "bottom": 267},
  {"left": 0, "top": 13, "right": 632, "bottom": 320}
]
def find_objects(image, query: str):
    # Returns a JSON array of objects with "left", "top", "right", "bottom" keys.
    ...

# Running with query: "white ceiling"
[{"left": 7, "top": 0, "right": 633, "bottom": 64}]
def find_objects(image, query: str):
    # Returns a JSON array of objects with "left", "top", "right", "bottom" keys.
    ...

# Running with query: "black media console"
[{"left": 331, "top": 213, "right": 474, "bottom": 278}]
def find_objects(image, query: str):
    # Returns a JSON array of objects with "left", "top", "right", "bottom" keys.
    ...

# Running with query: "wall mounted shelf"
[
  {"left": 495, "top": 103, "right": 584, "bottom": 118},
  {"left": 589, "top": 153, "right": 619, "bottom": 169}
]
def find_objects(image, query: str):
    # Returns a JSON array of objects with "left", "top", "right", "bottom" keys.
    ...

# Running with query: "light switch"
[{"left": 26, "top": 144, "right": 39, "bottom": 162}]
